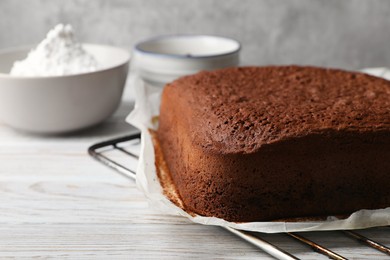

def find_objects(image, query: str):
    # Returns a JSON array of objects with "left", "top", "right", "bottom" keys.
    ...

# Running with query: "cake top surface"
[{"left": 164, "top": 66, "right": 390, "bottom": 154}]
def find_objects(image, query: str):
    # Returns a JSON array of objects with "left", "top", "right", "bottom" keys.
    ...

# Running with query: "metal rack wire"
[{"left": 88, "top": 133, "right": 390, "bottom": 259}]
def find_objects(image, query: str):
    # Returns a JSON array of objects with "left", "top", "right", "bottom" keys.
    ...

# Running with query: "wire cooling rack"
[{"left": 88, "top": 133, "right": 390, "bottom": 260}]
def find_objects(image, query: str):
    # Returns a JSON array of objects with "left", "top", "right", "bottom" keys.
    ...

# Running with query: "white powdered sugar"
[{"left": 10, "top": 24, "right": 98, "bottom": 76}]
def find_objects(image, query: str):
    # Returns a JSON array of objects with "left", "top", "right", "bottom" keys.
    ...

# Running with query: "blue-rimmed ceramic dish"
[{"left": 133, "top": 35, "right": 241, "bottom": 87}]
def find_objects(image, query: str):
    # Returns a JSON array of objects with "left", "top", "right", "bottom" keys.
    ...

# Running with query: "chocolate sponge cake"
[{"left": 156, "top": 66, "right": 390, "bottom": 222}]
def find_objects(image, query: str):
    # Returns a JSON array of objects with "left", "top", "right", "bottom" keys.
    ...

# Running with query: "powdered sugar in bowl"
[
  {"left": 0, "top": 25, "right": 130, "bottom": 134},
  {"left": 10, "top": 24, "right": 99, "bottom": 77}
]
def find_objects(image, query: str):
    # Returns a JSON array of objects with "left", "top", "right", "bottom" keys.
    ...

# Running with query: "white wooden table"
[{"left": 0, "top": 97, "right": 389, "bottom": 259}]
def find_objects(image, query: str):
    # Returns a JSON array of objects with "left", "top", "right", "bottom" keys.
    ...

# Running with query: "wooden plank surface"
[{"left": 0, "top": 100, "right": 389, "bottom": 259}]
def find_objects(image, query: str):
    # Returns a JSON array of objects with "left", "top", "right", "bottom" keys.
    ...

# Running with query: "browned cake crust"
[{"left": 156, "top": 66, "right": 390, "bottom": 222}]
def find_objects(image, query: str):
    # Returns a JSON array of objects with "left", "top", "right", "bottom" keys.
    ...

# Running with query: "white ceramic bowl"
[
  {"left": 0, "top": 44, "right": 130, "bottom": 134},
  {"left": 133, "top": 35, "right": 240, "bottom": 87}
]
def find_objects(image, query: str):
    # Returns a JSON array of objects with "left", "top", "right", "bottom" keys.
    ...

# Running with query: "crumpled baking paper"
[{"left": 126, "top": 67, "right": 390, "bottom": 233}]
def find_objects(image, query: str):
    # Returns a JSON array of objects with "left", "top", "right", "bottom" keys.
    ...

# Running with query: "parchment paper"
[{"left": 126, "top": 67, "right": 390, "bottom": 233}]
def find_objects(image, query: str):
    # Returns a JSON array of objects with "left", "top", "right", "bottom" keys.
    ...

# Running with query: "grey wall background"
[{"left": 1, "top": 0, "right": 390, "bottom": 70}]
